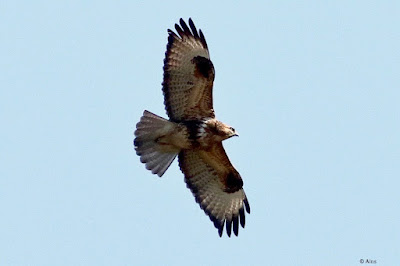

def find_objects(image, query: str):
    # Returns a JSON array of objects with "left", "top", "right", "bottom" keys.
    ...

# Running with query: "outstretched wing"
[
  {"left": 163, "top": 18, "right": 215, "bottom": 121},
  {"left": 178, "top": 143, "right": 250, "bottom": 237}
]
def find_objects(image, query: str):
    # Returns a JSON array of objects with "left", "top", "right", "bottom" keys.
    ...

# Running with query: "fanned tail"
[{"left": 134, "top": 110, "right": 178, "bottom": 177}]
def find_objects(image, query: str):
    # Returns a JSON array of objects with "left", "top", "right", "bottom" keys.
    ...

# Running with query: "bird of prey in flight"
[{"left": 134, "top": 18, "right": 250, "bottom": 237}]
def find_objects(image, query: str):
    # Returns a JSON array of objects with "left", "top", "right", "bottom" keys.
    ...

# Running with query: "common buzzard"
[{"left": 134, "top": 18, "right": 250, "bottom": 237}]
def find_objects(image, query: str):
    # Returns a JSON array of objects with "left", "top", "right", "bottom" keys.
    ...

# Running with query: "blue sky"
[{"left": 1, "top": 1, "right": 399, "bottom": 265}]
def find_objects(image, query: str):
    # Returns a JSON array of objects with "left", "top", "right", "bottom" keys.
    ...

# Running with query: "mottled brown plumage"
[
  {"left": 163, "top": 19, "right": 215, "bottom": 121},
  {"left": 134, "top": 18, "right": 250, "bottom": 237}
]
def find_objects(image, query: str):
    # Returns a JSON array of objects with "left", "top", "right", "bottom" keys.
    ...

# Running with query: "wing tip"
[
  {"left": 167, "top": 18, "right": 208, "bottom": 49},
  {"left": 232, "top": 215, "right": 239, "bottom": 236},
  {"left": 244, "top": 197, "right": 251, "bottom": 214},
  {"left": 185, "top": 182, "right": 250, "bottom": 237},
  {"left": 239, "top": 207, "right": 246, "bottom": 228},
  {"left": 218, "top": 224, "right": 224, "bottom": 237},
  {"left": 226, "top": 219, "right": 232, "bottom": 237}
]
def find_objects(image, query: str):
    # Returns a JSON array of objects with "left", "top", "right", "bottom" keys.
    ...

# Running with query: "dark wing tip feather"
[
  {"left": 174, "top": 22, "right": 184, "bottom": 38},
  {"left": 226, "top": 219, "right": 232, "bottom": 237},
  {"left": 209, "top": 212, "right": 224, "bottom": 237},
  {"left": 167, "top": 29, "right": 178, "bottom": 40},
  {"left": 232, "top": 215, "right": 239, "bottom": 236},
  {"left": 188, "top": 18, "right": 200, "bottom": 38},
  {"left": 199, "top": 29, "right": 208, "bottom": 49},
  {"left": 244, "top": 197, "right": 251, "bottom": 214},
  {"left": 212, "top": 217, "right": 221, "bottom": 229},
  {"left": 239, "top": 207, "right": 245, "bottom": 228},
  {"left": 218, "top": 223, "right": 224, "bottom": 237},
  {"left": 179, "top": 18, "right": 185, "bottom": 27},
  {"left": 179, "top": 18, "right": 191, "bottom": 35},
  {"left": 213, "top": 218, "right": 224, "bottom": 237}
]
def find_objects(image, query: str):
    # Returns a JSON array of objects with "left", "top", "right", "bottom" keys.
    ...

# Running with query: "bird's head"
[
  {"left": 227, "top": 126, "right": 239, "bottom": 138},
  {"left": 216, "top": 121, "right": 239, "bottom": 140}
]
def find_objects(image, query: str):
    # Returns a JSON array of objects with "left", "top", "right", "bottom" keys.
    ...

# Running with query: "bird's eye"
[{"left": 230, "top": 127, "right": 235, "bottom": 132}]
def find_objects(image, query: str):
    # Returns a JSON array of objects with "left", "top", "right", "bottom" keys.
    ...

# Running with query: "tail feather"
[{"left": 134, "top": 110, "right": 178, "bottom": 177}]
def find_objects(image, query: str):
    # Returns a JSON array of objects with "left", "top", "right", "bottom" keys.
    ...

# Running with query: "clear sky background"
[{"left": 1, "top": 1, "right": 399, "bottom": 265}]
